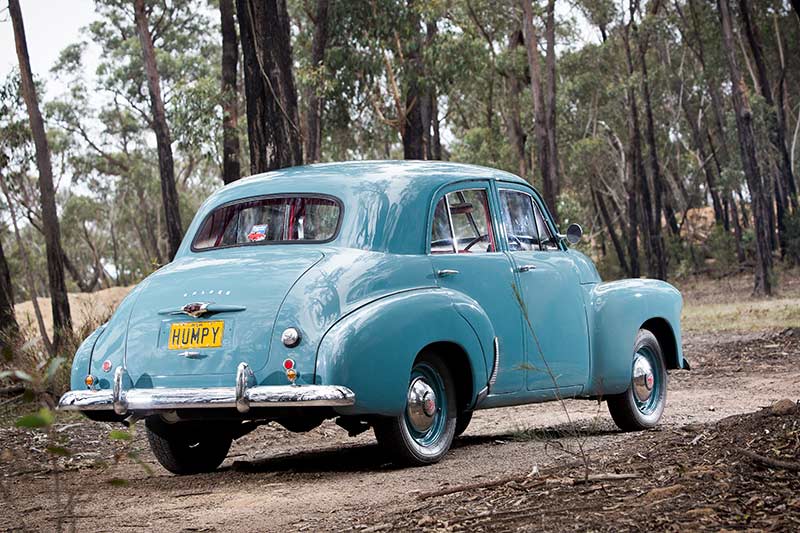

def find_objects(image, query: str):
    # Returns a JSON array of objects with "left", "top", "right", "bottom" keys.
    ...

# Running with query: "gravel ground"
[{"left": 1, "top": 328, "right": 799, "bottom": 532}]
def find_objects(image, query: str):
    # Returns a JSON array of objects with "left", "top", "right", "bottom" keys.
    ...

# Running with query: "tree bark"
[
  {"left": 593, "top": 188, "right": 630, "bottom": 275},
  {"left": 543, "top": 0, "right": 559, "bottom": 221},
  {"left": 520, "top": 0, "right": 554, "bottom": 213},
  {"left": 637, "top": 26, "right": 667, "bottom": 280},
  {"left": 431, "top": 95, "right": 442, "bottom": 160},
  {"left": 133, "top": 0, "right": 183, "bottom": 261},
  {"left": 0, "top": 178, "right": 52, "bottom": 355},
  {"left": 738, "top": 0, "right": 797, "bottom": 252},
  {"left": 303, "top": 0, "right": 329, "bottom": 163},
  {"left": 623, "top": 20, "right": 648, "bottom": 278},
  {"left": 237, "top": 0, "right": 303, "bottom": 172},
  {"left": 718, "top": 0, "right": 772, "bottom": 295},
  {"left": 220, "top": 0, "right": 241, "bottom": 184},
  {"left": 9, "top": 0, "right": 72, "bottom": 351},
  {"left": 681, "top": 96, "right": 724, "bottom": 228},
  {"left": 504, "top": 30, "right": 529, "bottom": 179},
  {"left": 0, "top": 236, "right": 18, "bottom": 343},
  {"left": 402, "top": 1, "right": 425, "bottom": 160},
  {"left": 684, "top": 0, "right": 732, "bottom": 166}
]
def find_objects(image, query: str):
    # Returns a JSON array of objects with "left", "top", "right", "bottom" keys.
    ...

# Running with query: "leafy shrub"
[
  {"left": 784, "top": 212, "right": 800, "bottom": 265},
  {"left": 707, "top": 224, "right": 738, "bottom": 275}
]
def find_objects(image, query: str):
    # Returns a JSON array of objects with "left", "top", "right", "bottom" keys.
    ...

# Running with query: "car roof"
[
  {"left": 219, "top": 160, "right": 528, "bottom": 198},
  {"left": 180, "top": 161, "right": 533, "bottom": 256}
]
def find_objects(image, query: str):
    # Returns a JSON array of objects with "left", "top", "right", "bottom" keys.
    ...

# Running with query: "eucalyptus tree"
[
  {"left": 237, "top": 0, "right": 303, "bottom": 171},
  {"left": 50, "top": 0, "right": 222, "bottom": 268},
  {"left": 0, "top": 236, "right": 17, "bottom": 345},
  {"left": 133, "top": 0, "right": 183, "bottom": 260},
  {"left": 303, "top": 0, "right": 331, "bottom": 163},
  {"left": 219, "top": 0, "right": 242, "bottom": 183},
  {"left": 718, "top": 0, "right": 773, "bottom": 295},
  {"left": 8, "top": 0, "right": 72, "bottom": 351}
]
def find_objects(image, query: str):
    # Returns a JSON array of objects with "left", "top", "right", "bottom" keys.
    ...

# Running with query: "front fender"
[
  {"left": 314, "top": 289, "right": 490, "bottom": 416},
  {"left": 586, "top": 279, "right": 683, "bottom": 396}
]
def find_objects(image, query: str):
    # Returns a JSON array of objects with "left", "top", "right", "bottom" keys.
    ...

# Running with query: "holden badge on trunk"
[{"left": 181, "top": 302, "right": 210, "bottom": 318}]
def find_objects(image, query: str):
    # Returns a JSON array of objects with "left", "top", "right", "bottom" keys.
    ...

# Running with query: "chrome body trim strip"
[
  {"left": 58, "top": 364, "right": 355, "bottom": 415},
  {"left": 488, "top": 336, "right": 500, "bottom": 389}
]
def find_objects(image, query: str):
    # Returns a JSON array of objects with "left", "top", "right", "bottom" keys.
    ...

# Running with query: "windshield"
[{"left": 192, "top": 195, "right": 341, "bottom": 250}]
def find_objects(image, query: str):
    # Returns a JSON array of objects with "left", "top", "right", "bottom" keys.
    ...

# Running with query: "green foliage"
[
  {"left": 109, "top": 429, "right": 133, "bottom": 441},
  {"left": 707, "top": 224, "right": 738, "bottom": 275},
  {"left": 15, "top": 408, "right": 54, "bottom": 429},
  {"left": 784, "top": 212, "right": 800, "bottom": 265}
]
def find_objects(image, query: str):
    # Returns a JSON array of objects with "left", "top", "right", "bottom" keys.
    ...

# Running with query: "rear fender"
[
  {"left": 314, "top": 289, "right": 491, "bottom": 416},
  {"left": 69, "top": 324, "right": 107, "bottom": 391},
  {"left": 72, "top": 282, "right": 148, "bottom": 391},
  {"left": 585, "top": 279, "right": 683, "bottom": 396}
]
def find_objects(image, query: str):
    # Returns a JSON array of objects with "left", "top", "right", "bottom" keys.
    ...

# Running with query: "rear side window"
[
  {"left": 192, "top": 196, "right": 341, "bottom": 250},
  {"left": 430, "top": 189, "right": 496, "bottom": 254}
]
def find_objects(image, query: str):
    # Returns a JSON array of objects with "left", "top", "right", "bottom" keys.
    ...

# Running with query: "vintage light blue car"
[{"left": 59, "top": 161, "right": 686, "bottom": 474}]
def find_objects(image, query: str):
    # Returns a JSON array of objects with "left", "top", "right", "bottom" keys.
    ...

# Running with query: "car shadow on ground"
[
  {"left": 224, "top": 441, "right": 391, "bottom": 474},
  {"left": 453, "top": 423, "right": 621, "bottom": 449},
  {"left": 220, "top": 422, "right": 621, "bottom": 476}
]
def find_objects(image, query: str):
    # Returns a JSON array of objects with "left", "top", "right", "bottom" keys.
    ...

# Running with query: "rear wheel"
[
  {"left": 455, "top": 409, "right": 473, "bottom": 437},
  {"left": 145, "top": 417, "right": 232, "bottom": 475},
  {"left": 607, "top": 329, "right": 667, "bottom": 431},
  {"left": 374, "top": 352, "right": 457, "bottom": 465}
]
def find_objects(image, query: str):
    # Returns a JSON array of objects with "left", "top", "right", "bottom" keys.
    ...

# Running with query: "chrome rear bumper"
[{"left": 57, "top": 363, "right": 355, "bottom": 416}]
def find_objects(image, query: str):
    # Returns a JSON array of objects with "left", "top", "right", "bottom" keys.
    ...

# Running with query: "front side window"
[
  {"left": 430, "top": 189, "right": 496, "bottom": 254},
  {"left": 533, "top": 201, "right": 559, "bottom": 251},
  {"left": 499, "top": 190, "right": 539, "bottom": 251},
  {"left": 193, "top": 196, "right": 341, "bottom": 250},
  {"left": 499, "top": 189, "right": 560, "bottom": 251}
]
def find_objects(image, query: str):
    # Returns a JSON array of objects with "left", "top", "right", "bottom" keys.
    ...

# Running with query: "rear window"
[{"left": 192, "top": 195, "right": 341, "bottom": 251}]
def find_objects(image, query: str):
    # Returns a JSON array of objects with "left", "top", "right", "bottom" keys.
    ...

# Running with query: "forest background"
[{"left": 2, "top": 0, "right": 800, "bottom": 355}]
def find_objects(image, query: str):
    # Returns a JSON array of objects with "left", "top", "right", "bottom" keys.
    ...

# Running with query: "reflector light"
[
  {"left": 102, "top": 360, "right": 112, "bottom": 373},
  {"left": 84, "top": 375, "right": 95, "bottom": 388},
  {"left": 283, "top": 358, "right": 295, "bottom": 370},
  {"left": 281, "top": 327, "right": 301, "bottom": 347},
  {"left": 286, "top": 368, "right": 298, "bottom": 383}
]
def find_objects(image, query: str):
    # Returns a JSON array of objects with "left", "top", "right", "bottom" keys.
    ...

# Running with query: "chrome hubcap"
[
  {"left": 406, "top": 377, "right": 438, "bottom": 432},
  {"left": 632, "top": 353, "right": 655, "bottom": 403}
]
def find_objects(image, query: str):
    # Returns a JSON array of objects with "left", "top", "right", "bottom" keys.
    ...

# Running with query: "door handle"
[
  {"left": 516, "top": 264, "right": 536, "bottom": 273},
  {"left": 436, "top": 269, "right": 460, "bottom": 277}
]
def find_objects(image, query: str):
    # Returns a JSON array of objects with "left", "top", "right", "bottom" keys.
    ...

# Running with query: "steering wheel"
[
  {"left": 464, "top": 234, "right": 490, "bottom": 251},
  {"left": 507, "top": 234, "right": 524, "bottom": 251}
]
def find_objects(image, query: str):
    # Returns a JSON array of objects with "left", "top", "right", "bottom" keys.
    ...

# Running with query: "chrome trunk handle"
[
  {"left": 516, "top": 264, "right": 536, "bottom": 272},
  {"left": 436, "top": 269, "right": 460, "bottom": 277}
]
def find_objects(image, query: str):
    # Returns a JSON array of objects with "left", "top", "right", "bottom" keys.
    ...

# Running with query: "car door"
[
  {"left": 496, "top": 185, "right": 591, "bottom": 393},
  {"left": 428, "top": 182, "right": 526, "bottom": 394}
]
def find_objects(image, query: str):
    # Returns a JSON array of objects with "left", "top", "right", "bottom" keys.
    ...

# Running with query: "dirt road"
[{"left": 2, "top": 327, "right": 799, "bottom": 532}]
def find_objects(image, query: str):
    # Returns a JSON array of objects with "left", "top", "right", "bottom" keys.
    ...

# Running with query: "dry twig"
[{"left": 738, "top": 448, "right": 800, "bottom": 472}]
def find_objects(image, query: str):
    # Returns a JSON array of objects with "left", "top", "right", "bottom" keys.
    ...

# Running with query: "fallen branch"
[
  {"left": 0, "top": 385, "right": 25, "bottom": 396},
  {"left": 417, "top": 472, "right": 640, "bottom": 500},
  {"left": 417, "top": 474, "right": 536, "bottom": 500},
  {"left": 738, "top": 448, "right": 800, "bottom": 472},
  {"left": 575, "top": 473, "right": 640, "bottom": 484}
]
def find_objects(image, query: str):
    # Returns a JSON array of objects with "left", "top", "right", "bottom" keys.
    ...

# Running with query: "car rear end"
[{"left": 59, "top": 194, "right": 356, "bottom": 421}]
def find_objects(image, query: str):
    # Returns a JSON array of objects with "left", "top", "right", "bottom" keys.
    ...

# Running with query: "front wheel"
[
  {"left": 145, "top": 417, "right": 233, "bottom": 475},
  {"left": 607, "top": 329, "right": 668, "bottom": 431},
  {"left": 373, "top": 352, "right": 457, "bottom": 466}
]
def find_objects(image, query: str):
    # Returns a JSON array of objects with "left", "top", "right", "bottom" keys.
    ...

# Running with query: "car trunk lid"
[{"left": 124, "top": 248, "right": 323, "bottom": 380}]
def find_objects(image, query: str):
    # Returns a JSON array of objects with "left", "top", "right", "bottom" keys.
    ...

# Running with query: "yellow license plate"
[{"left": 168, "top": 321, "right": 224, "bottom": 350}]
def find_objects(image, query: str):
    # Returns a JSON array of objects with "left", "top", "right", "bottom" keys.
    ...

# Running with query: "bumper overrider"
[{"left": 57, "top": 362, "right": 355, "bottom": 416}]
